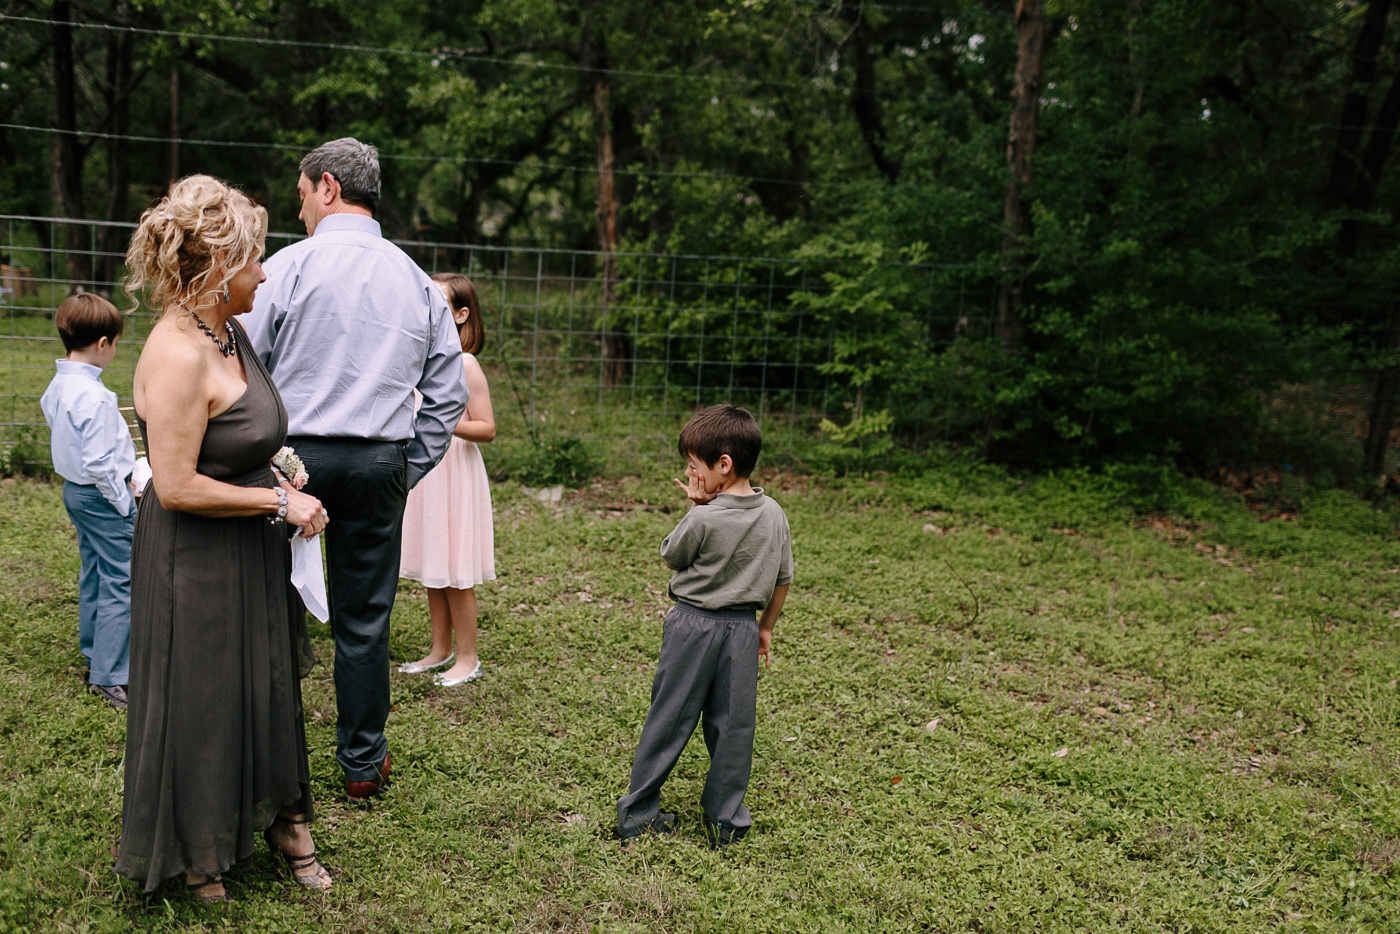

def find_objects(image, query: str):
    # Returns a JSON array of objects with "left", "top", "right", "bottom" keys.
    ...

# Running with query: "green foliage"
[
  {"left": 495, "top": 431, "right": 600, "bottom": 487},
  {"left": 2, "top": 0, "right": 1398, "bottom": 475},
  {"left": 816, "top": 405, "right": 894, "bottom": 476},
  {"left": 1, "top": 428, "right": 53, "bottom": 481}
]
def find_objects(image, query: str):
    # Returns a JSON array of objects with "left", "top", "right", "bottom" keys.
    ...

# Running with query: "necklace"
[{"left": 193, "top": 314, "right": 237, "bottom": 357}]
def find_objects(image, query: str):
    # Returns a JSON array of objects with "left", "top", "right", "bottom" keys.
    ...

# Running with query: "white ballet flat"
[
  {"left": 398, "top": 653, "right": 454, "bottom": 675},
  {"left": 434, "top": 661, "right": 483, "bottom": 687}
]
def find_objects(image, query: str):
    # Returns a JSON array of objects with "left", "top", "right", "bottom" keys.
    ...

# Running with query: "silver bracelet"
[{"left": 269, "top": 486, "right": 288, "bottom": 524}]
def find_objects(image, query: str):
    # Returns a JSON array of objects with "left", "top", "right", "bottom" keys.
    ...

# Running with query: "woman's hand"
[{"left": 283, "top": 486, "right": 328, "bottom": 537}]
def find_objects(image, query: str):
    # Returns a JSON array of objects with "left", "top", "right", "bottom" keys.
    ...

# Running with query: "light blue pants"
[{"left": 63, "top": 482, "right": 134, "bottom": 687}]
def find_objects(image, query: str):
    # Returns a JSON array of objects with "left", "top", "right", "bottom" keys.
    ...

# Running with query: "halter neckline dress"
[{"left": 115, "top": 318, "right": 317, "bottom": 892}]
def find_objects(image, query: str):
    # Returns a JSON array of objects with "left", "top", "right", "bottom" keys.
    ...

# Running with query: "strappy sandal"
[
  {"left": 185, "top": 872, "right": 232, "bottom": 903},
  {"left": 263, "top": 814, "right": 332, "bottom": 891}
]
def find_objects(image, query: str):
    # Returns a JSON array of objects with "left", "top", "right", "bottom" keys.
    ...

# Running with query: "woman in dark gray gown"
[{"left": 114, "top": 176, "right": 332, "bottom": 898}]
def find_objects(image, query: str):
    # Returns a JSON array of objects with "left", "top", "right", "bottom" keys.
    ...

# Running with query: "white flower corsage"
[{"left": 271, "top": 446, "right": 309, "bottom": 490}]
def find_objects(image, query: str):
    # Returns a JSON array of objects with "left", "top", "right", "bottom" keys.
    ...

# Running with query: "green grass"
[{"left": 2, "top": 464, "right": 1400, "bottom": 932}]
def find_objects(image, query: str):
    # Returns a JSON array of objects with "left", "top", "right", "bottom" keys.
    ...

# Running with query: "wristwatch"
[{"left": 269, "top": 486, "right": 289, "bottom": 524}]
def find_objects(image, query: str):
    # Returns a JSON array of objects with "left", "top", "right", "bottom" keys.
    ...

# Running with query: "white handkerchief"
[
  {"left": 290, "top": 533, "right": 329, "bottom": 623},
  {"left": 132, "top": 456, "right": 152, "bottom": 491}
]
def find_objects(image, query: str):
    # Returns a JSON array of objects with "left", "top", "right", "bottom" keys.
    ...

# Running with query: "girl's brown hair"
[{"left": 431, "top": 272, "right": 484, "bottom": 355}]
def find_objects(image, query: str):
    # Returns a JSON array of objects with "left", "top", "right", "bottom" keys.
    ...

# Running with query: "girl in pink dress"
[{"left": 398, "top": 273, "right": 496, "bottom": 685}]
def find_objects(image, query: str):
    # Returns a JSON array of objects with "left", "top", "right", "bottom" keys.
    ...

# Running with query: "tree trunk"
[
  {"left": 1328, "top": 0, "right": 1393, "bottom": 211},
  {"left": 1331, "top": 5, "right": 1400, "bottom": 476},
  {"left": 1365, "top": 305, "right": 1400, "bottom": 478},
  {"left": 593, "top": 78, "right": 630, "bottom": 387},
  {"left": 98, "top": 8, "right": 134, "bottom": 294},
  {"left": 1339, "top": 68, "right": 1400, "bottom": 256},
  {"left": 51, "top": 1, "right": 91, "bottom": 288},
  {"left": 847, "top": 8, "right": 899, "bottom": 184},
  {"left": 994, "top": 0, "right": 1045, "bottom": 357},
  {"left": 169, "top": 67, "right": 180, "bottom": 188}
]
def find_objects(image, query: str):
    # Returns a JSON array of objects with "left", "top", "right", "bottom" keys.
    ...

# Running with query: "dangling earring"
[{"left": 221, "top": 285, "right": 230, "bottom": 303}]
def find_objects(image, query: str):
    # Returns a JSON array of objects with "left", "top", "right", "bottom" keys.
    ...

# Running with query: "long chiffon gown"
[
  {"left": 399, "top": 353, "right": 495, "bottom": 589},
  {"left": 115, "top": 318, "right": 317, "bottom": 892}
]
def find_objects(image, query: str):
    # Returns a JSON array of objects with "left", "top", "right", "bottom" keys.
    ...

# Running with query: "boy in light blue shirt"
[{"left": 40, "top": 293, "right": 137, "bottom": 710}]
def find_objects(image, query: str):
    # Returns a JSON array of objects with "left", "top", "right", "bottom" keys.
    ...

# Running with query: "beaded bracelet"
[{"left": 269, "top": 486, "right": 288, "bottom": 524}]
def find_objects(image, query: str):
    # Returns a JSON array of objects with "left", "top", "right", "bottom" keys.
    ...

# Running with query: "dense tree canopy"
[{"left": 2, "top": 0, "right": 1399, "bottom": 475}]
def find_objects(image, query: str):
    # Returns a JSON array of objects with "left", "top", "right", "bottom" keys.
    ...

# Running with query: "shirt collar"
[
  {"left": 54, "top": 359, "right": 104, "bottom": 381},
  {"left": 712, "top": 488, "right": 764, "bottom": 508},
  {"left": 312, "top": 213, "right": 382, "bottom": 238}
]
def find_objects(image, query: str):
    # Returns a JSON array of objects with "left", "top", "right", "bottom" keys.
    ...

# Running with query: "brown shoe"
[{"left": 344, "top": 751, "right": 391, "bottom": 804}]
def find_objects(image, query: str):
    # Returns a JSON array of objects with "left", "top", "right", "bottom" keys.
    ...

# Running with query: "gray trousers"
[{"left": 617, "top": 603, "right": 759, "bottom": 835}]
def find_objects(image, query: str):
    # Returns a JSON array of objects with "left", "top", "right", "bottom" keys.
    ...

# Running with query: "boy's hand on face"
[{"left": 673, "top": 473, "right": 716, "bottom": 505}]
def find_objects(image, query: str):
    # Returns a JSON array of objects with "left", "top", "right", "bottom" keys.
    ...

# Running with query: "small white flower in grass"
[{"left": 271, "top": 446, "right": 309, "bottom": 489}]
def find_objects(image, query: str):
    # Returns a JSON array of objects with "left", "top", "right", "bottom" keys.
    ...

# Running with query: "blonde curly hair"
[{"left": 124, "top": 175, "right": 267, "bottom": 315}]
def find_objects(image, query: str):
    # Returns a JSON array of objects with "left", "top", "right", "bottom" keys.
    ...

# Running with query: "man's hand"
[
  {"left": 758, "top": 628, "right": 772, "bottom": 666},
  {"left": 673, "top": 474, "right": 716, "bottom": 506}
]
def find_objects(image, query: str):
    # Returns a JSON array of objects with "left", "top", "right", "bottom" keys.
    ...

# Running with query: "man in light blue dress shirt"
[{"left": 244, "top": 137, "right": 468, "bottom": 802}]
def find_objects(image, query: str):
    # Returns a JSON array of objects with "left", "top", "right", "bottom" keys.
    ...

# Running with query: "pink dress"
[{"left": 400, "top": 357, "right": 495, "bottom": 589}]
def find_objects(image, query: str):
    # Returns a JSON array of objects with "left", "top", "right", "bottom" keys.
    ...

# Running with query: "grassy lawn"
[{"left": 1, "top": 463, "right": 1399, "bottom": 932}]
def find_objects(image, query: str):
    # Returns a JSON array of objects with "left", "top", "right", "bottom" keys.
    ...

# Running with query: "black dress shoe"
[
  {"left": 88, "top": 683, "right": 127, "bottom": 711},
  {"left": 703, "top": 818, "right": 747, "bottom": 849},
  {"left": 618, "top": 811, "right": 679, "bottom": 843}
]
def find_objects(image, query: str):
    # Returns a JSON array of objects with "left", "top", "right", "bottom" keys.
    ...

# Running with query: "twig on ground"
[{"left": 942, "top": 557, "right": 980, "bottom": 625}]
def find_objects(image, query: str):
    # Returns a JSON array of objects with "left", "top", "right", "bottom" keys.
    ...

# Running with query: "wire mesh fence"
[{"left": 0, "top": 215, "right": 992, "bottom": 471}]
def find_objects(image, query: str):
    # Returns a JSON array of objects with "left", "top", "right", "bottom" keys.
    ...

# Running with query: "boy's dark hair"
[
  {"left": 431, "top": 272, "right": 485, "bottom": 355},
  {"left": 678, "top": 404, "right": 762, "bottom": 477},
  {"left": 55, "top": 292, "right": 124, "bottom": 352}
]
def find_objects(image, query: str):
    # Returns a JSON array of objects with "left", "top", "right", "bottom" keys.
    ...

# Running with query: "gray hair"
[{"left": 300, "top": 137, "right": 381, "bottom": 214}]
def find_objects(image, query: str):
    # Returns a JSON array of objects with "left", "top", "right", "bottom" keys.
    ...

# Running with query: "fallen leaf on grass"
[
  {"left": 926, "top": 718, "right": 942, "bottom": 732},
  {"left": 1051, "top": 747, "right": 1069, "bottom": 758},
  {"left": 784, "top": 736, "right": 798, "bottom": 742},
  {"left": 891, "top": 776, "right": 902, "bottom": 785},
  {"left": 1289, "top": 724, "right": 1306, "bottom": 734}
]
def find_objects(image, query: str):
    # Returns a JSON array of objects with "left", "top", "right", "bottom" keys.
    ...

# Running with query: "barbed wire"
[
  {"left": 9, "top": 13, "right": 1386, "bottom": 132},
  {"left": 0, "top": 122, "right": 816, "bottom": 188},
  {"left": 1, "top": 10, "right": 996, "bottom": 91}
]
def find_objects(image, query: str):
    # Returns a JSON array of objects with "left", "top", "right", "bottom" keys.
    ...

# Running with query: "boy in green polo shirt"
[{"left": 616, "top": 404, "right": 792, "bottom": 848}]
